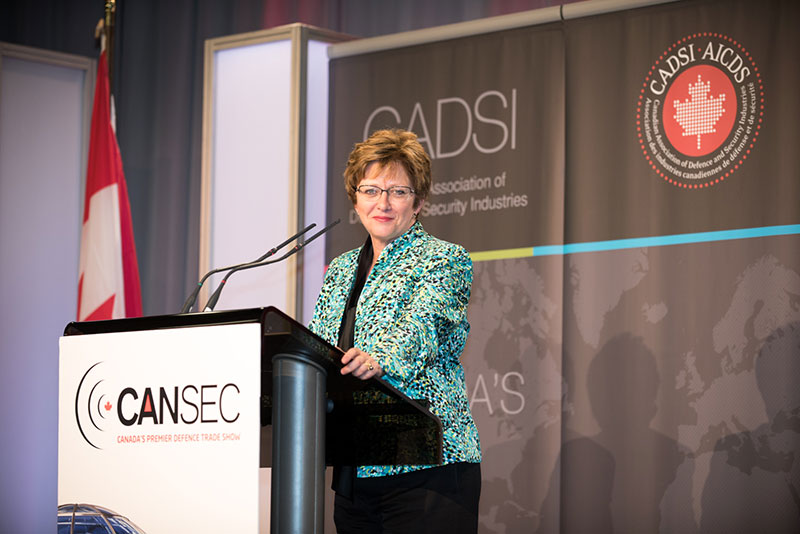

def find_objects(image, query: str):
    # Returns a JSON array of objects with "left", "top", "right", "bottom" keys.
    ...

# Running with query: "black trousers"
[{"left": 333, "top": 462, "right": 481, "bottom": 534}]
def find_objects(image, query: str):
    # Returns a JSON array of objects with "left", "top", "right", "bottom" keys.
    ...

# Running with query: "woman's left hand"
[{"left": 340, "top": 347, "right": 383, "bottom": 379}]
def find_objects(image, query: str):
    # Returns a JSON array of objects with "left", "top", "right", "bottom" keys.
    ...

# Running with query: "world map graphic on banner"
[
  {"left": 637, "top": 33, "right": 764, "bottom": 189},
  {"left": 462, "top": 237, "right": 800, "bottom": 533},
  {"left": 559, "top": 242, "right": 800, "bottom": 533},
  {"left": 464, "top": 256, "right": 563, "bottom": 531}
]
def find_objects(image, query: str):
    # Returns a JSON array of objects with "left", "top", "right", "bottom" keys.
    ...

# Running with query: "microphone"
[
  {"left": 179, "top": 222, "right": 317, "bottom": 313},
  {"left": 203, "top": 218, "right": 340, "bottom": 312}
]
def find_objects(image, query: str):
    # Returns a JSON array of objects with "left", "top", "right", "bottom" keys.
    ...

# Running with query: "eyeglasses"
[{"left": 355, "top": 185, "right": 415, "bottom": 201}]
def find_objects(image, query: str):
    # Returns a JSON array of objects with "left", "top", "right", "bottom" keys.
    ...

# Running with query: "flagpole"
[{"left": 104, "top": 0, "right": 116, "bottom": 95}]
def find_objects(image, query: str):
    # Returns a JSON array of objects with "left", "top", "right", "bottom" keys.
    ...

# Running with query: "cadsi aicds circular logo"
[{"left": 637, "top": 32, "right": 764, "bottom": 189}]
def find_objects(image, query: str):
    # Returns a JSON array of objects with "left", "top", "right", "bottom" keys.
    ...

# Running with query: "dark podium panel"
[
  {"left": 259, "top": 306, "right": 442, "bottom": 467},
  {"left": 65, "top": 306, "right": 442, "bottom": 534}
]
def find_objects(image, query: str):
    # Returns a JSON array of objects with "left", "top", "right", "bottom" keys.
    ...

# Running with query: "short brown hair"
[{"left": 343, "top": 129, "right": 431, "bottom": 209}]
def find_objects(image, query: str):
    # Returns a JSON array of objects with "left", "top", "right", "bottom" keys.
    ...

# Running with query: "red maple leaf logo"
[
  {"left": 104, "top": 401, "right": 112, "bottom": 411},
  {"left": 673, "top": 74, "right": 727, "bottom": 150}
]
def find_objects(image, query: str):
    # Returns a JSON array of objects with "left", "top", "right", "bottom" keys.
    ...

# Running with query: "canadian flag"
[{"left": 77, "top": 50, "right": 142, "bottom": 321}]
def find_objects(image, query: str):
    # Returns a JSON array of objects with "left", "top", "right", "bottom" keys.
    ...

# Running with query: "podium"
[{"left": 58, "top": 307, "right": 442, "bottom": 533}]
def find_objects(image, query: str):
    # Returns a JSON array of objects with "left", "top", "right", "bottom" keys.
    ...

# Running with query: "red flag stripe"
[{"left": 77, "top": 51, "right": 141, "bottom": 320}]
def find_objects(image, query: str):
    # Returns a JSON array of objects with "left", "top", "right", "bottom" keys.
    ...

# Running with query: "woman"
[{"left": 309, "top": 129, "right": 481, "bottom": 533}]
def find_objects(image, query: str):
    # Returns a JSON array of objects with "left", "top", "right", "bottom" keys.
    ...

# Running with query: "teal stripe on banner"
[{"left": 532, "top": 224, "right": 800, "bottom": 257}]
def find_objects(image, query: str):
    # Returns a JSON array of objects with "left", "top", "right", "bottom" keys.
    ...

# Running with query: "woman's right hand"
[{"left": 340, "top": 347, "right": 383, "bottom": 380}]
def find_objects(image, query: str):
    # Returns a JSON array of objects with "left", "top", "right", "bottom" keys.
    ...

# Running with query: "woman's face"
[{"left": 354, "top": 162, "right": 422, "bottom": 251}]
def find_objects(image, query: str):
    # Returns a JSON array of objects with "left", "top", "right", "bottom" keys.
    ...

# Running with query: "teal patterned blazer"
[{"left": 309, "top": 221, "right": 482, "bottom": 478}]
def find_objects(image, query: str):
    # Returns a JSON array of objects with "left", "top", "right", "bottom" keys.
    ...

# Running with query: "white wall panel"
[
  {"left": 0, "top": 44, "right": 92, "bottom": 533},
  {"left": 208, "top": 40, "right": 293, "bottom": 312}
]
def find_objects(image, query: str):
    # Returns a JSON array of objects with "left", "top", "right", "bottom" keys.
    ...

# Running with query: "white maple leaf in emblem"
[{"left": 673, "top": 75, "right": 726, "bottom": 150}]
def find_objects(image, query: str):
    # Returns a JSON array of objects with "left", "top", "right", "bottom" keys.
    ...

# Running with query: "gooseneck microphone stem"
[
  {"left": 203, "top": 219, "right": 340, "bottom": 312},
  {"left": 179, "top": 223, "right": 317, "bottom": 313}
]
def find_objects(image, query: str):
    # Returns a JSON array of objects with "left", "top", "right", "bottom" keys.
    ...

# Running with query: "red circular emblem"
[{"left": 636, "top": 33, "right": 764, "bottom": 189}]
